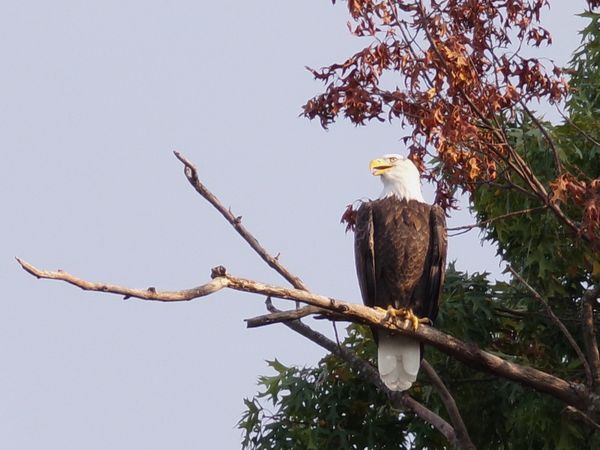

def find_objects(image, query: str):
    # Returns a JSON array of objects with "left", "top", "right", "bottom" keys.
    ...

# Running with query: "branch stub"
[{"left": 211, "top": 265, "right": 227, "bottom": 279}]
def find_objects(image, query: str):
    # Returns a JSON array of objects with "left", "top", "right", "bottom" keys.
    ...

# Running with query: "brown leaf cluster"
[
  {"left": 551, "top": 174, "right": 600, "bottom": 240},
  {"left": 340, "top": 203, "right": 359, "bottom": 232},
  {"left": 304, "top": 0, "right": 568, "bottom": 201}
]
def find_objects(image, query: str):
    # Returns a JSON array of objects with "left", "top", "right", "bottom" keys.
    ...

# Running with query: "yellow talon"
[
  {"left": 374, "top": 305, "right": 396, "bottom": 321},
  {"left": 400, "top": 308, "right": 425, "bottom": 331},
  {"left": 410, "top": 312, "right": 420, "bottom": 331},
  {"left": 374, "top": 306, "right": 429, "bottom": 331}
]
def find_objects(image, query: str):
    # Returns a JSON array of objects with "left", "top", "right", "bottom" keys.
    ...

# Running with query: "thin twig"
[
  {"left": 447, "top": 205, "right": 547, "bottom": 236},
  {"left": 557, "top": 107, "right": 600, "bottom": 148},
  {"left": 246, "top": 304, "right": 346, "bottom": 328},
  {"left": 521, "top": 102, "right": 564, "bottom": 175},
  {"left": 173, "top": 151, "right": 308, "bottom": 292},
  {"left": 422, "top": 360, "right": 476, "bottom": 450},
  {"left": 482, "top": 181, "right": 540, "bottom": 200},
  {"left": 16, "top": 257, "right": 229, "bottom": 301},
  {"left": 508, "top": 266, "right": 593, "bottom": 388},
  {"left": 493, "top": 306, "right": 600, "bottom": 327}
]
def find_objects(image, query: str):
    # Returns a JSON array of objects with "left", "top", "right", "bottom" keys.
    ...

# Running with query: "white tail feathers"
[{"left": 377, "top": 331, "right": 421, "bottom": 391}]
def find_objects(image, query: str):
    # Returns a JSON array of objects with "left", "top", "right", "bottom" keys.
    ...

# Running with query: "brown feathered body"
[{"left": 354, "top": 196, "right": 447, "bottom": 391}]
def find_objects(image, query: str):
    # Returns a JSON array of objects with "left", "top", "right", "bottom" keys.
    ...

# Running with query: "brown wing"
[
  {"left": 354, "top": 202, "right": 376, "bottom": 308},
  {"left": 413, "top": 205, "right": 447, "bottom": 323}
]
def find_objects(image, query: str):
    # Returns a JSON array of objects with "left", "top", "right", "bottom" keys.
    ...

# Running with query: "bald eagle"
[{"left": 354, "top": 154, "right": 447, "bottom": 391}]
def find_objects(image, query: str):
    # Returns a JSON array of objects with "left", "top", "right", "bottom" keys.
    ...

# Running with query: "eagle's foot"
[
  {"left": 374, "top": 305, "right": 398, "bottom": 322},
  {"left": 400, "top": 308, "right": 430, "bottom": 331},
  {"left": 375, "top": 306, "right": 429, "bottom": 331},
  {"left": 375, "top": 306, "right": 408, "bottom": 324}
]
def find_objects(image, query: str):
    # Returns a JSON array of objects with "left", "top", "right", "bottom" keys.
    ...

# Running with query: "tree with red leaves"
[{"left": 304, "top": 1, "right": 600, "bottom": 228}]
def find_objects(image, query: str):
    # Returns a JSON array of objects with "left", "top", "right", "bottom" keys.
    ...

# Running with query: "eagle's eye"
[{"left": 388, "top": 156, "right": 398, "bottom": 163}]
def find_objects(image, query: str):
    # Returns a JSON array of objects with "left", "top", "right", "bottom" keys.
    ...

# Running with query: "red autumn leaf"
[{"left": 340, "top": 203, "right": 358, "bottom": 232}]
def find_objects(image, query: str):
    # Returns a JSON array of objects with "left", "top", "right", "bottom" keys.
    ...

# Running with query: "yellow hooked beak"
[{"left": 370, "top": 158, "right": 393, "bottom": 176}]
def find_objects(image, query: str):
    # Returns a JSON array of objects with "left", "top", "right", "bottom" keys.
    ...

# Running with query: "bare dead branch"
[
  {"left": 447, "top": 205, "right": 547, "bottom": 236},
  {"left": 507, "top": 146, "right": 585, "bottom": 240},
  {"left": 245, "top": 305, "right": 346, "bottom": 328},
  {"left": 264, "top": 299, "right": 460, "bottom": 447},
  {"left": 582, "top": 284, "right": 600, "bottom": 392},
  {"left": 16, "top": 257, "right": 229, "bottom": 301},
  {"left": 521, "top": 102, "right": 564, "bottom": 175},
  {"left": 557, "top": 107, "right": 600, "bottom": 148},
  {"left": 508, "top": 266, "right": 593, "bottom": 388},
  {"left": 18, "top": 257, "right": 590, "bottom": 412},
  {"left": 173, "top": 151, "right": 308, "bottom": 292},
  {"left": 422, "top": 360, "right": 476, "bottom": 450}
]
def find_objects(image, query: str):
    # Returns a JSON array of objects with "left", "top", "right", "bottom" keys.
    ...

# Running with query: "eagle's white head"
[{"left": 370, "top": 153, "right": 425, "bottom": 202}]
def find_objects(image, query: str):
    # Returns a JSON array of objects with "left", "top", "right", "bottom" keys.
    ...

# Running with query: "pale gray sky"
[{"left": 1, "top": 1, "right": 589, "bottom": 449}]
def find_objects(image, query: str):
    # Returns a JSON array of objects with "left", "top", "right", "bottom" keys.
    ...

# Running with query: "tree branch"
[
  {"left": 564, "top": 405, "right": 600, "bottom": 432},
  {"left": 422, "top": 360, "right": 476, "bottom": 450},
  {"left": 17, "top": 258, "right": 590, "bottom": 412},
  {"left": 521, "top": 101, "right": 564, "bottom": 175},
  {"left": 582, "top": 284, "right": 600, "bottom": 393},
  {"left": 556, "top": 107, "right": 600, "bottom": 148},
  {"left": 173, "top": 151, "right": 308, "bottom": 291},
  {"left": 447, "top": 206, "right": 547, "bottom": 236},
  {"left": 508, "top": 266, "right": 593, "bottom": 388},
  {"left": 16, "top": 257, "right": 229, "bottom": 301},
  {"left": 245, "top": 304, "right": 347, "bottom": 327}
]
